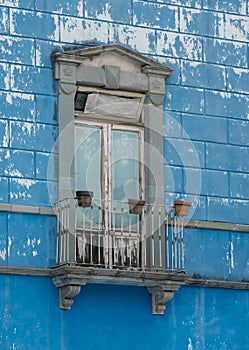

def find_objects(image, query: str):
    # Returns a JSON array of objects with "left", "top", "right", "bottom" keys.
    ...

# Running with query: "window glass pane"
[
  {"left": 112, "top": 130, "right": 139, "bottom": 201},
  {"left": 75, "top": 125, "right": 101, "bottom": 198},
  {"left": 112, "top": 130, "right": 139, "bottom": 229},
  {"left": 75, "top": 126, "right": 102, "bottom": 230}
]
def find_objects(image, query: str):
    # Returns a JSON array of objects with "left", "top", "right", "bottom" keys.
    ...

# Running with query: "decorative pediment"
[{"left": 52, "top": 44, "right": 173, "bottom": 78}]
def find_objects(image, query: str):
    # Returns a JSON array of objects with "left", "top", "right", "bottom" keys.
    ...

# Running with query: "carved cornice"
[{"left": 52, "top": 44, "right": 173, "bottom": 78}]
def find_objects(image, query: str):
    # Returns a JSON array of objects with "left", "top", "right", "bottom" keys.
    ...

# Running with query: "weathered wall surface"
[
  {"left": 0, "top": 1, "right": 248, "bottom": 349},
  {"left": 1, "top": 1, "right": 249, "bottom": 218},
  {"left": 1, "top": 275, "right": 249, "bottom": 350}
]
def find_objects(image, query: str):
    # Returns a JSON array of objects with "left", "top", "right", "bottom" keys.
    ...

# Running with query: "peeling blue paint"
[
  {"left": 7, "top": 214, "right": 56, "bottom": 267},
  {"left": 227, "top": 67, "right": 249, "bottom": 94},
  {"left": 206, "top": 143, "right": 249, "bottom": 172},
  {"left": 181, "top": 61, "right": 226, "bottom": 90},
  {"left": 36, "top": 95, "right": 58, "bottom": 125},
  {"left": 110, "top": 23, "right": 156, "bottom": 54},
  {"left": 0, "top": 36, "right": 35, "bottom": 65},
  {"left": 0, "top": 149, "right": 34, "bottom": 179},
  {"left": 230, "top": 173, "right": 249, "bottom": 200},
  {"left": 204, "top": 37, "right": 247, "bottom": 67},
  {"left": 60, "top": 17, "right": 109, "bottom": 44},
  {"left": 164, "top": 165, "right": 183, "bottom": 193},
  {"left": 203, "top": 0, "right": 247, "bottom": 15},
  {"left": 0, "top": 92, "right": 35, "bottom": 122},
  {"left": 0, "top": 0, "right": 35, "bottom": 9},
  {"left": 0, "top": 1, "right": 249, "bottom": 349},
  {"left": 36, "top": 152, "right": 57, "bottom": 181},
  {"left": 182, "top": 114, "right": 227, "bottom": 143},
  {"left": 185, "top": 228, "right": 232, "bottom": 280},
  {"left": 166, "top": 86, "right": 204, "bottom": 114},
  {"left": 229, "top": 119, "right": 249, "bottom": 146},
  {"left": 10, "top": 121, "right": 57, "bottom": 153},
  {"left": 10, "top": 66, "right": 55, "bottom": 95},
  {"left": 9, "top": 178, "right": 57, "bottom": 207},
  {"left": 205, "top": 90, "right": 249, "bottom": 119},
  {"left": 0, "top": 178, "right": 8, "bottom": 203},
  {"left": 0, "top": 7, "right": 9, "bottom": 34},
  {"left": 164, "top": 138, "right": 205, "bottom": 168},
  {"left": 207, "top": 197, "right": 249, "bottom": 224},
  {"left": 180, "top": 8, "right": 225, "bottom": 38},
  {"left": 0, "top": 277, "right": 248, "bottom": 350},
  {"left": 157, "top": 31, "right": 203, "bottom": 60},
  {"left": 35, "top": 40, "right": 62, "bottom": 68},
  {"left": 10, "top": 9, "right": 59, "bottom": 40},
  {"left": 35, "top": 0, "right": 83, "bottom": 16},
  {"left": 134, "top": 2, "right": 178, "bottom": 30},
  {"left": 85, "top": 0, "right": 132, "bottom": 24}
]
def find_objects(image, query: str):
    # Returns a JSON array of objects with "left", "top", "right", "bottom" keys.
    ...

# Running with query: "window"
[
  {"left": 53, "top": 45, "right": 173, "bottom": 271},
  {"left": 52, "top": 45, "right": 190, "bottom": 314},
  {"left": 74, "top": 117, "right": 144, "bottom": 267}
]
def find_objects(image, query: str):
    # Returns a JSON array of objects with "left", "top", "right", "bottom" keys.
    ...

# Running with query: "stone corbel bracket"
[
  {"left": 148, "top": 283, "right": 183, "bottom": 315},
  {"left": 52, "top": 265, "right": 190, "bottom": 314},
  {"left": 53, "top": 273, "right": 89, "bottom": 310}
]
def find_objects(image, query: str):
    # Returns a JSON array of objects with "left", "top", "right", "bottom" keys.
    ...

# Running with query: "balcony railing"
[{"left": 55, "top": 197, "right": 187, "bottom": 273}]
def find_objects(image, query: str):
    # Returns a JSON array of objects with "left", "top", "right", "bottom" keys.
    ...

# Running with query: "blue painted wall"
[
  {"left": 1, "top": 275, "right": 248, "bottom": 350},
  {"left": 0, "top": 0, "right": 249, "bottom": 349}
]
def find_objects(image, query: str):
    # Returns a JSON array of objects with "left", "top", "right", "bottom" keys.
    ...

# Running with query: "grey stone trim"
[
  {"left": 120, "top": 71, "right": 148, "bottom": 92},
  {"left": 104, "top": 65, "right": 120, "bottom": 89},
  {"left": 77, "top": 65, "right": 106, "bottom": 87},
  {"left": 52, "top": 44, "right": 173, "bottom": 76},
  {"left": 142, "top": 65, "right": 172, "bottom": 77},
  {"left": 0, "top": 266, "right": 52, "bottom": 276},
  {"left": 52, "top": 44, "right": 173, "bottom": 202},
  {"left": 147, "top": 287, "right": 175, "bottom": 314},
  {"left": 52, "top": 264, "right": 190, "bottom": 313},
  {"left": 0, "top": 203, "right": 56, "bottom": 216},
  {"left": 186, "top": 278, "right": 249, "bottom": 290},
  {"left": 185, "top": 219, "right": 249, "bottom": 233},
  {"left": 0, "top": 266, "right": 248, "bottom": 291},
  {"left": 146, "top": 93, "right": 164, "bottom": 106}
]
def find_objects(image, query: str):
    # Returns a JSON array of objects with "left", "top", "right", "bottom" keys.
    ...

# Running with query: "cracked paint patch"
[
  {"left": 109, "top": 24, "right": 156, "bottom": 54},
  {"left": 92, "top": 3, "right": 113, "bottom": 21},
  {"left": 157, "top": 31, "right": 202, "bottom": 60},
  {"left": 61, "top": 17, "right": 108, "bottom": 43},
  {"left": 225, "top": 15, "right": 249, "bottom": 42}
]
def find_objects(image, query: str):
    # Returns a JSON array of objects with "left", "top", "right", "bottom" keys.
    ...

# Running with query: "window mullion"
[{"left": 139, "top": 128, "right": 145, "bottom": 200}]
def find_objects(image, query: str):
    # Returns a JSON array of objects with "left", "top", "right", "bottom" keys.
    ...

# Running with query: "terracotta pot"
[
  {"left": 174, "top": 200, "right": 191, "bottom": 217},
  {"left": 76, "top": 191, "right": 94, "bottom": 208},
  {"left": 128, "top": 198, "right": 146, "bottom": 215}
]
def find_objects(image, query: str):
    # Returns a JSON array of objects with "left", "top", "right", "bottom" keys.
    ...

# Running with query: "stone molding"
[{"left": 52, "top": 264, "right": 190, "bottom": 313}]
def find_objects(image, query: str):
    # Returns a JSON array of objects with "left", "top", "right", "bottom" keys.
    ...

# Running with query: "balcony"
[{"left": 52, "top": 196, "right": 191, "bottom": 314}]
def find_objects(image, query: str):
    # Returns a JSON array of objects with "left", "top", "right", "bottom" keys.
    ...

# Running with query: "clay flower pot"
[
  {"left": 76, "top": 191, "right": 94, "bottom": 208},
  {"left": 174, "top": 200, "right": 191, "bottom": 217},
  {"left": 128, "top": 198, "right": 146, "bottom": 215}
]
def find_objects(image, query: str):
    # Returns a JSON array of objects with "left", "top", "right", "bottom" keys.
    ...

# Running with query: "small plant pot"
[
  {"left": 76, "top": 191, "right": 93, "bottom": 208},
  {"left": 174, "top": 200, "right": 191, "bottom": 217},
  {"left": 128, "top": 198, "right": 146, "bottom": 215}
]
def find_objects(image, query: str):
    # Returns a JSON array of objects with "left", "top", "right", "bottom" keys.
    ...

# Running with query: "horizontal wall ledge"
[
  {"left": 184, "top": 219, "right": 249, "bottom": 233},
  {"left": 0, "top": 266, "right": 248, "bottom": 291},
  {"left": 0, "top": 203, "right": 249, "bottom": 233},
  {"left": 0, "top": 266, "right": 52, "bottom": 277},
  {"left": 0, "top": 203, "right": 55, "bottom": 216},
  {"left": 186, "top": 278, "right": 249, "bottom": 290}
]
